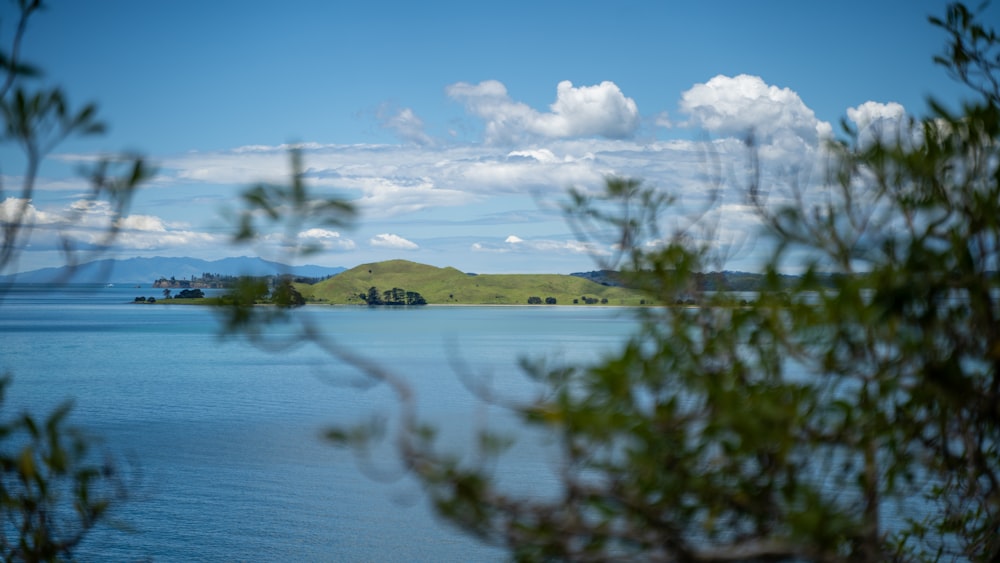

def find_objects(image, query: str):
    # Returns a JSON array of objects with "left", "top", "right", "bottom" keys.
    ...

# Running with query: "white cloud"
[
  {"left": 0, "top": 197, "right": 54, "bottom": 225},
  {"left": 352, "top": 177, "right": 473, "bottom": 216},
  {"left": 378, "top": 106, "right": 433, "bottom": 146},
  {"left": 847, "top": 101, "right": 911, "bottom": 147},
  {"left": 370, "top": 233, "right": 419, "bottom": 250},
  {"left": 543, "top": 80, "right": 640, "bottom": 138},
  {"left": 164, "top": 150, "right": 291, "bottom": 185},
  {"left": 460, "top": 155, "right": 607, "bottom": 194},
  {"left": 1, "top": 174, "right": 98, "bottom": 193},
  {"left": 93, "top": 206, "right": 221, "bottom": 250},
  {"left": 507, "top": 149, "right": 559, "bottom": 163},
  {"left": 152, "top": 142, "right": 613, "bottom": 212},
  {"left": 680, "top": 74, "right": 832, "bottom": 147},
  {"left": 447, "top": 79, "right": 639, "bottom": 144},
  {"left": 847, "top": 101, "right": 905, "bottom": 129},
  {"left": 114, "top": 228, "right": 220, "bottom": 251},
  {"left": 1, "top": 196, "right": 225, "bottom": 254},
  {"left": 473, "top": 235, "right": 609, "bottom": 257},
  {"left": 297, "top": 228, "right": 356, "bottom": 251},
  {"left": 231, "top": 142, "right": 329, "bottom": 154},
  {"left": 115, "top": 214, "right": 169, "bottom": 232}
]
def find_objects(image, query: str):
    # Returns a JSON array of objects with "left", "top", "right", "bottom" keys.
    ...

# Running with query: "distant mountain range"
[{"left": 0, "top": 256, "right": 346, "bottom": 285}]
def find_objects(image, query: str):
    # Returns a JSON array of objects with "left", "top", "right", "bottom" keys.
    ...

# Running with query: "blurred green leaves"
[
  {"left": 0, "top": 0, "right": 151, "bottom": 280},
  {"left": 210, "top": 2, "right": 1000, "bottom": 562},
  {"left": 232, "top": 148, "right": 355, "bottom": 255},
  {"left": 0, "top": 1, "right": 144, "bottom": 555},
  {"left": 0, "top": 375, "right": 124, "bottom": 561},
  {"left": 218, "top": 149, "right": 354, "bottom": 348}
]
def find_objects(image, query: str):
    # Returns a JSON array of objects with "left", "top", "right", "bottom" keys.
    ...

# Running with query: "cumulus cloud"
[
  {"left": 298, "top": 228, "right": 357, "bottom": 251},
  {"left": 2, "top": 198, "right": 109, "bottom": 233},
  {"left": 1, "top": 196, "right": 224, "bottom": 254},
  {"left": 115, "top": 214, "right": 170, "bottom": 232},
  {"left": 847, "top": 101, "right": 911, "bottom": 147},
  {"left": 680, "top": 74, "right": 832, "bottom": 148},
  {"left": 0, "top": 197, "right": 53, "bottom": 225},
  {"left": 847, "top": 101, "right": 906, "bottom": 129},
  {"left": 370, "top": 233, "right": 419, "bottom": 250},
  {"left": 94, "top": 206, "right": 220, "bottom": 250},
  {"left": 378, "top": 106, "right": 433, "bottom": 146},
  {"left": 447, "top": 79, "right": 639, "bottom": 144}
]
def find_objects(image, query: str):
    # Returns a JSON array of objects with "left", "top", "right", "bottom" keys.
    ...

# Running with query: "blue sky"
[{"left": 1, "top": 0, "right": 989, "bottom": 274}]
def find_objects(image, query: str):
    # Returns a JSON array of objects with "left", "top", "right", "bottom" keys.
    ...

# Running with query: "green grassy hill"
[{"left": 298, "top": 259, "right": 650, "bottom": 305}]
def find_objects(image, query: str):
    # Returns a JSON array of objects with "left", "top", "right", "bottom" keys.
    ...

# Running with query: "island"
[{"left": 140, "top": 259, "right": 819, "bottom": 307}]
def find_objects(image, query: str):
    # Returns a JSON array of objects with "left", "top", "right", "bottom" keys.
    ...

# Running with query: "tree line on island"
[
  {"left": 528, "top": 296, "right": 623, "bottom": 304},
  {"left": 361, "top": 286, "right": 427, "bottom": 306},
  {"left": 154, "top": 272, "right": 331, "bottom": 289},
  {"left": 135, "top": 287, "right": 206, "bottom": 303}
]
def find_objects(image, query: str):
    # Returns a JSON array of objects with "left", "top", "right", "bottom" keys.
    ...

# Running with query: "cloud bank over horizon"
[{"left": 17, "top": 74, "right": 909, "bottom": 274}]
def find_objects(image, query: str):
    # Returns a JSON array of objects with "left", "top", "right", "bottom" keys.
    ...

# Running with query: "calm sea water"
[{"left": 0, "top": 285, "right": 639, "bottom": 562}]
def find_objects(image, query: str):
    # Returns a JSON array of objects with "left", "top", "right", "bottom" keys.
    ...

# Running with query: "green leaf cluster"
[{"left": 0, "top": 375, "right": 125, "bottom": 561}]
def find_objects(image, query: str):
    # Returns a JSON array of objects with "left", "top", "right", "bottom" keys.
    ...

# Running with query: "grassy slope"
[{"left": 298, "top": 259, "right": 649, "bottom": 305}]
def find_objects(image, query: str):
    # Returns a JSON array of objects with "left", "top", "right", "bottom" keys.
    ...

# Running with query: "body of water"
[{"left": 0, "top": 285, "right": 639, "bottom": 561}]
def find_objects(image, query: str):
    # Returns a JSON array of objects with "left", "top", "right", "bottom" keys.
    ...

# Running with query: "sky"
[{"left": 1, "top": 0, "right": 992, "bottom": 275}]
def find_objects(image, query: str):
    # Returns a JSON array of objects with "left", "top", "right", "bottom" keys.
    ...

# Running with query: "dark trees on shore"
[{"left": 360, "top": 286, "right": 427, "bottom": 306}]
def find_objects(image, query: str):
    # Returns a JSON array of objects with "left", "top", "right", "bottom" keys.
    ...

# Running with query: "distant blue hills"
[{"left": 0, "top": 256, "right": 346, "bottom": 285}]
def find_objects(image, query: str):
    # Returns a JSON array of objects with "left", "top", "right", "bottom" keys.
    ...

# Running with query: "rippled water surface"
[{"left": 0, "top": 285, "right": 638, "bottom": 562}]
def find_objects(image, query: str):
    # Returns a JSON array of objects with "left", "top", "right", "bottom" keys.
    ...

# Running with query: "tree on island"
[
  {"left": 405, "top": 290, "right": 427, "bottom": 305},
  {"left": 176, "top": 288, "right": 205, "bottom": 299},
  {"left": 361, "top": 286, "right": 381, "bottom": 305},
  {"left": 383, "top": 287, "right": 405, "bottom": 304},
  {"left": 360, "top": 286, "right": 427, "bottom": 306},
  {"left": 270, "top": 278, "right": 305, "bottom": 307},
  {"left": 218, "top": 4, "right": 1000, "bottom": 560}
]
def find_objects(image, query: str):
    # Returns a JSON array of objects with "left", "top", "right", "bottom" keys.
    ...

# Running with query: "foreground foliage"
[
  {"left": 0, "top": 1, "right": 145, "bottom": 557},
  {"left": 221, "top": 3, "right": 999, "bottom": 561},
  {"left": 0, "top": 376, "right": 123, "bottom": 561}
]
